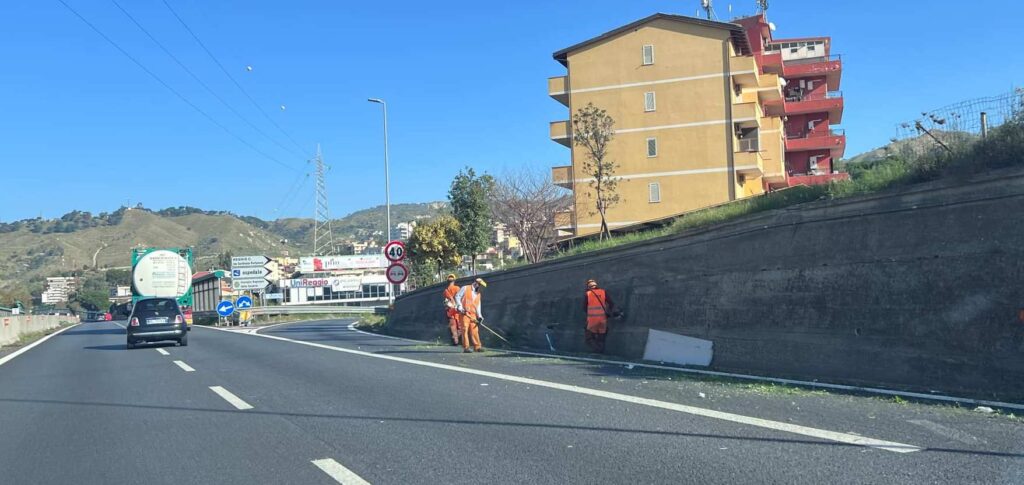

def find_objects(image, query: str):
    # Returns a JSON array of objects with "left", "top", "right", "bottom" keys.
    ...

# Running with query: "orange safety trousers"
[
  {"left": 461, "top": 314, "right": 481, "bottom": 350},
  {"left": 447, "top": 308, "right": 462, "bottom": 344}
]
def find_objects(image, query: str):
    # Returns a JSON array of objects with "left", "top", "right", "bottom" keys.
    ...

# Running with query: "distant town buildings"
[{"left": 41, "top": 276, "right": 77, "bottom": 304}]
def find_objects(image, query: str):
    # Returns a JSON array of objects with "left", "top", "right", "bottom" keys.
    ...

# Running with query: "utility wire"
[
  {"left": 110, "top": 0, "right": 305, "bottom": 160},
  {"left": 160, "top": 0, "right": 307, "bottom": 154},
  {"left": 55, "top": 0, "right": 298, "bottom": 171}
]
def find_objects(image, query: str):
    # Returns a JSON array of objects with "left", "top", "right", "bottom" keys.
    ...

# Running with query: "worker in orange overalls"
[
  {"left": 584, "top": 279, "right": 617, "bottom": 353},
  {"left": 456, "top": 278, "right": 487, "bottom": 353},
  {"left": 442, "top": 274, "right": 461, "bottom": 346}
]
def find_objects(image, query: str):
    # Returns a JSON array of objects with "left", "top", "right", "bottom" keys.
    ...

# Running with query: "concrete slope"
[{"left": 388, "top": 167, "right": 1024, "bottom": 402}]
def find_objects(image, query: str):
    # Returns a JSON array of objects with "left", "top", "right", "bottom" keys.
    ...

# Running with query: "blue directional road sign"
[
  {"left": 235, "top": 295, "right": 253, "bottom": 310},
  {"left": 217, "top": 300, "right": 235, "bottom": 317}
]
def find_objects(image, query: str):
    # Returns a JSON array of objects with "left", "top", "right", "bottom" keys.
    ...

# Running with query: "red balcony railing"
[{"left": 785, "top": 129, "right": 846, "bottom": 157}]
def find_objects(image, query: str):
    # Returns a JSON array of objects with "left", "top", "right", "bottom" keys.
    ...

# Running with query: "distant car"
[{"left": 126, "top": 298, "right": 188, "bottom": 349}]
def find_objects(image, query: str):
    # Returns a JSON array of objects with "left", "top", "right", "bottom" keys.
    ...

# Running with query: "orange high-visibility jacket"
[
  {"left": 458, "top": 286, "right": 482, "bottom": 319},
  {"left": 585, "top": 288, "right": 612, "bottom": 327},
  {"left": 443, "top": 284, "right": 460, "bottom": 317}
]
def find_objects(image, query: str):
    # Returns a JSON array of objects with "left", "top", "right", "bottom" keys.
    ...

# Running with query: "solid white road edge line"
[
  {"left": 173, "top": 360, "right": 195, "bottom": 372},
  {"left": 311, "top": 458, "right": 371, "bottom": 485},
  {"left": 198, "top": 325, "right": 921, "bottom": 453},
  {"left": 209, "top": 386, "right": 254, "bottom": 410},
  {"left": 252, "top": 321, "right": 302, "bottom": 335},
  {"left": 155, "top": 348, "right": 170, "bottom": 356},
  {"left": 0, "top": 323, "right": 79, "bottom": 367},
  {"left": 343, "top": 322, "right": 1024, "bottom": 412}
]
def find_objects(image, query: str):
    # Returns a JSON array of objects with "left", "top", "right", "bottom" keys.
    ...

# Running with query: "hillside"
[
  {"left": 0, "top": 202, "right": 448, "bottom": 293},
  {"left": 843, "top": 131, "right": 977, "bottom": 165}
]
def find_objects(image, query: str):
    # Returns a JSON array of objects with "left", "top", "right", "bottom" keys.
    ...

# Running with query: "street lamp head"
[{"left": 367, "top": 98, "right": 384, "bottom": 104}]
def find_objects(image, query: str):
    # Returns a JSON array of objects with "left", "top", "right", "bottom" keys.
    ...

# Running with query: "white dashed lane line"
[
  {"left": 312, "top": 458, "right": 371, "bottom": 484},
  {"left": 173, "top": 360, "right": 195, "bottom": 372},
  {"left": 209, "top": 386, "right": 254, "bottom": 410},
  {"left": 155, "top": 348, "right": 169, "bottom": 356}
]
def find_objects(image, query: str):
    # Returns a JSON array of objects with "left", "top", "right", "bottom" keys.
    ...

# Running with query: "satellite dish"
[{"left": 768, "top": 22, "right": 777, "bottom": 31}]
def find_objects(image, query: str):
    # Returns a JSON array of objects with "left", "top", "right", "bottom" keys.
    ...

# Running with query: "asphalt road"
[{"left": 1, "top": 319, "right": 1021, "bottom": 484}]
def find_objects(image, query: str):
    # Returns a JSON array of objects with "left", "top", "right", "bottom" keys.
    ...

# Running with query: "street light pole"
[{"left": 368, "top": 98, "right": 394, "bottom": 303}]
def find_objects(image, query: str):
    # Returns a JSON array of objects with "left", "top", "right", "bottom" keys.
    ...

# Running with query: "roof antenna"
[
  {"left": 757, "top": 0, "right": 769, "bottom": 13},
  {"left": 700, "top": 0, "right": 717, "bottom": 20}
]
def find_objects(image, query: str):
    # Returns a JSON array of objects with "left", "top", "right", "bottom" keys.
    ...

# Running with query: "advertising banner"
[{"left": 299, "top": 255, "right": 387, "bottom": 273}]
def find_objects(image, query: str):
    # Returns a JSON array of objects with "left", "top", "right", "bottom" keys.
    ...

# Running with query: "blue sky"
[{"left": 2, "top": 0, "right": 1021, "bottom": 222}]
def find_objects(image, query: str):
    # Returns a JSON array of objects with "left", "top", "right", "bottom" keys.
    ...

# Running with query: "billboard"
[
  {"left": 299, "top": 255, "right": 388, "bottom": 273},
  {"left": 279, "top": 276, "right": 362, "bottom": 292}
]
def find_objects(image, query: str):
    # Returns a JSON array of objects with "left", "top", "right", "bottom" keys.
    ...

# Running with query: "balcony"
[
  {"left": 757, "top": 51, "right": 783, "bottom": 75},
  {"left": 731, "top": 102, "right": 760, "bottom": 127},
  {"left": 550, "top": 120, "right": 571, "bottom": 147},
  {"left": 756, "top": 73, "right": 783, "bottom": 102},
  {"left": 730, "top": 56, "right": 760, "bottom": 87},
  {"left": 774, "top": 91, "right": 844, "bottom": 123},
  {"left": 548, "top": 76, "right": 569, "bottom": 106},
  {"left": 734, "top": 137, "right": 764, "bottom": 177},
  {"left": 551, "top": 165, "right": 573, "bottom": 189},
  {"left": 785, "top": 129, "right": 847, "bottom": 158},
  {"left": 783, "top": 55, "right": 842, "bottom": 90}
]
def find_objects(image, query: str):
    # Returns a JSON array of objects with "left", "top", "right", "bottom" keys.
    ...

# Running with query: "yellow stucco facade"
[{"left": 550, "top": 15, "right": 783, "bottom": 238}]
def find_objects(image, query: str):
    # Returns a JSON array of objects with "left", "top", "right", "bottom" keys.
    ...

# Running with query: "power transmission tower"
[{"left": 312, "top": 144, "right": 337, "bottom": 257}]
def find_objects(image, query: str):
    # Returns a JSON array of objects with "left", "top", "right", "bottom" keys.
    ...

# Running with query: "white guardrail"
[{"left": 248, "top": 305, "right": 384, "bottom": 316}]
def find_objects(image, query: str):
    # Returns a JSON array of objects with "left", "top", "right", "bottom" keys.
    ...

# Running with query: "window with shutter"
[
  {"left": 647, "top": 138, "right": 657, "bottom": 158},
  {"left": 644, "top": 92, "right": 656, "bottom": 112},
  {"left": 649, "top": 183, "right": 661, "bottom": 203},
  {"left": 642, "top": 45, "right": 654, "bottom": 65}
]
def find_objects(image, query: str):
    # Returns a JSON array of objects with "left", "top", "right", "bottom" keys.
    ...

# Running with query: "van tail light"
[
  {"left": 129, "top": 317, "right": 140, "bottom": 327},
  {"left": 174, "top": 315, "right": 184, "bottom": 324}
]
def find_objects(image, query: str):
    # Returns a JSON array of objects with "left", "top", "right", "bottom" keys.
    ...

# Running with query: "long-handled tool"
[{"left": 475, "top": 318, "right": 510, "bottom": 345}]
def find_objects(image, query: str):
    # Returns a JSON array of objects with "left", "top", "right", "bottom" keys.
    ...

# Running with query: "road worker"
[
  {"left": 442, "top": 274, "right": 461, "bottom": 345},
  {"left": 583, "top": 279, "right": 617, "bottom": 353},
  {"left": 455, "top": 278, "right": 487, "bottom": 353}
]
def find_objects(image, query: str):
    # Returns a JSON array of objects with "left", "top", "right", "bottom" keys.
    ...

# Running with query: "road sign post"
[
  {"left": 231, "top": 255, "right": 273, "bottom": 293},
  {"left": 384, "top": 241, "right": 407, "bottom": 303}
]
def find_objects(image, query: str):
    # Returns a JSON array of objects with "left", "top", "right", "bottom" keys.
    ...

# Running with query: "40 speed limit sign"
[{"left": 384, "top": 240, "right": 406, "bottom": 262}]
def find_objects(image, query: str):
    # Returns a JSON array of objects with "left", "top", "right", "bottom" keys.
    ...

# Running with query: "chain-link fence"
[{"left": 890, "top": 88, "right": 1024, "bottom": 159}]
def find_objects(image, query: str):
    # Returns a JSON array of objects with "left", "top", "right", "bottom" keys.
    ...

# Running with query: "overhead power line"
[
  {"left": 160, "top": 0, "right": 307, "bottom": 154},
  {"left": 55, "top": 0, "right": 299, "bottom": 171},
  {"left": 110, "top": 0, "right": 306, "bottom": 160}
]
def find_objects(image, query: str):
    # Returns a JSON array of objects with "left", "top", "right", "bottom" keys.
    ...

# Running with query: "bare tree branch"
[
  {"left": 489, "top": 168, "right": 570, "bottom": 264},
  {"left": 572, "top": 103, "right": 620, "bottom": 240}
]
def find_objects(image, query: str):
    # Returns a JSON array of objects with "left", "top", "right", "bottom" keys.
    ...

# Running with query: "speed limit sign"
[
  {"left": 386, "top": 263, "right": 409, "bottom": 284},
  {"left": 384, "top": 240, "right": 406, "bottom": 262}
]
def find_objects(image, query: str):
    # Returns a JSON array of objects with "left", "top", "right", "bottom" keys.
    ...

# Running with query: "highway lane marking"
[
  {"left": 908, "top": 419, "right": 982, "bottom": 445},
  {"left": 155, "top": 348, "right": 170, "bottom": 356},
  {"left": 0, "top": 324, "right": 78, "bottom": 368},
  {"left": 198, "top": 325, "right": 922, "bottom": 453},
  {"left": 344, "top": 322, "right": 1024, "bottom": 412},
  {"left": 311, "top": 458, "right": 371, "bottom": 485},
  {"left": 173, "top": 360, "right": 195, "bottom": 372},
  {"left": 209, "top": 386, "right": 253, "bottom": 410}
]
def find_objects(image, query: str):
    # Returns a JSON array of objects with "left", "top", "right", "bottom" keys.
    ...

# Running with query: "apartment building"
[
  {"left": 549, "top": 13, "right": 784, "bottom": 239},
  {"left": 41, "top": 276, "right": 78, "bottom": 304},
  {"left": 736, "top": 14, "right": 847, "bottom": 187}
]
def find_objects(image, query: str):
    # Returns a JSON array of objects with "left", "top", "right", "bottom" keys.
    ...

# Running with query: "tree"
[
  {"left": 105, "top": 268, "right": 131, "bottom": 287},
  {"left": 448, "top": 168, "right": 495, "bottom": 273},
  {"left": 407, "top": 215, "right": 462, "bottom": 286},
  {"left": 572, "top": 102, "right": 620, "bottom": 240},
  {"left": 489, "top": 168, "right": 571, "bottom": 264},
  {"left": 217, "top": 251, "right": 233, "bottom": 270}
]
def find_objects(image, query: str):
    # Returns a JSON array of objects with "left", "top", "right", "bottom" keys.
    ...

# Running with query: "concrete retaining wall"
[
  {"left": 0, "top": 314, "right": 78, "bottom": 347},
  {"left": 388, "top": 167, "right": 1024, "bottom": 402}
]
